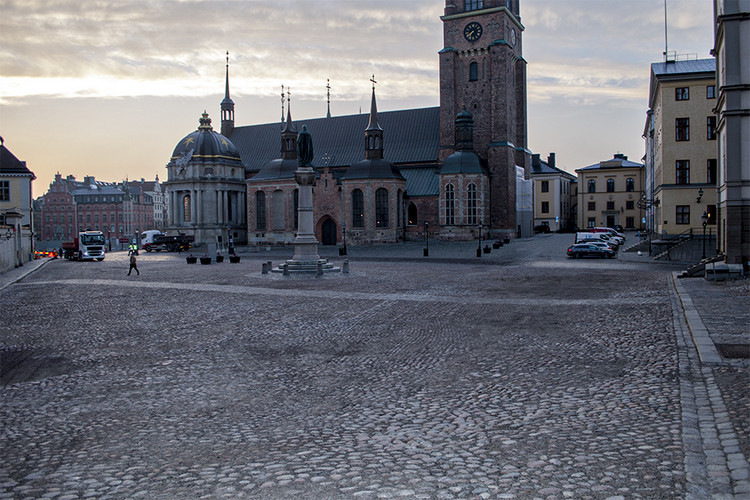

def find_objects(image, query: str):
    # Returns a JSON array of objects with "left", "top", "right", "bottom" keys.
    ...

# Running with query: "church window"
[
  {"left": 375, "top": 188, "right": 389, "bottom": 227},
  {"left": 469, "top": 61, "right": 478, "bottom": 82},
  {"left": 408, "top": 203, "right": 418, "bottom": 226},
  {"left": 467, "top": 183, "right": 478, "bottom": 224},
  {"left": 293, "top": 189, "right": 299, "bottom": 229},
  {"left": 445, "top": 184, "right": 455, "bottom": 225},
  {"left": 466, "top": 0, "right": 483, "bottom": 11},
  {"left": 352, "top": 189, "right": 364, "bottom": 228},
  {"left": 183, "top": 194, "right": 191, "bottom": 222},
  {"left": 587, "top": 179, "right": 596, "bottom": 193},
  {"left": 607, "top": 179, "right": 615, "bottom": 192},
  {"left": 255, "top": 191, "right": 266, "bottom": 230},
  {"left": 272, "top": 190, "right": 284, "bottom": 230}
]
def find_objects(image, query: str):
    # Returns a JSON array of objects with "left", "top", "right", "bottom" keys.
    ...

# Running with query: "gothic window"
[
  {"left": 607, "top": 179, "right": 615, "bottom": 192},
  {"left": 375, "top": 188, "right": 389, "bottom": 227},
  {"left": 408, "top": 203, "right": 418, "bottom": 226},
  {"left": 626, "top": 178, "right": 635, "bottom": 192},
  {"left": 467, "top": 183, "right": 478, "bottom": 224},
  {"left": 469, "top": 61, "right": 478, "bottom": 82},
  {"left": 352, "top": 189, "right": 364, "bottom": 228},
  {"left": 587, "top": 179, "right": 596, "bottom": 193},
  {"left": 445, "top": 184, "right": 455, "bottom": 225},
  {"left": 255, "top": 191, "right": 266, "bottom": 230},
  {"left": 272, "top": 190, "right": 284, "bottom": 230},
  {"left": 183, "top": 194, "right": 191, "bottom": 222}
]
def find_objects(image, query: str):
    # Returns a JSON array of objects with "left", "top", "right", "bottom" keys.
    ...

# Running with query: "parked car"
[
  {"left": 575, "top": 232, "right": 620, "bottom": 249},
  {"left": 534, "top": 223, "right": 551, "bottom": 234},
  {"left": 591, "top": 227, "right": 626, "bottom": 241},
  {"left": 586, "top": 240, "right": 618, "bottom": 251},
  {"left": 567, "top": 243, "right": 615, "bottom": 259}
]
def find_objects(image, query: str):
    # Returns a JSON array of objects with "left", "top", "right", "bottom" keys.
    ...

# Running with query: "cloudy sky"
[{"left": 1, "top": 0, "right": 715, "bottom": 198}]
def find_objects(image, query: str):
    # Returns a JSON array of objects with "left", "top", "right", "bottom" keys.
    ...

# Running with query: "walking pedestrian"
[{"left": 128, "top": 254, "right": 139, "bottom": 276}]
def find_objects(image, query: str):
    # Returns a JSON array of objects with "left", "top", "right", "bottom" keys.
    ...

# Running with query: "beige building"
[
  {"left": 530, "top": 153, "right": 576, "bottom": 232},
  {"left": 646, "top": 58, "right": 718, "bottom": 238},
  {"left": 576, "top": 154, "right": 644, "bottom": 231},
  {"left": 0, "top": 138, "right": 36, "bottom": 270}
]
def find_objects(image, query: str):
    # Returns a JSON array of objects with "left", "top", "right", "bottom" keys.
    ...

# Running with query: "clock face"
[
  {"left": 463, "top": 22, "right": 483, "bottom": 42},
  {"left": 510, "top": 28, "right": 517, "bottom": 46}
]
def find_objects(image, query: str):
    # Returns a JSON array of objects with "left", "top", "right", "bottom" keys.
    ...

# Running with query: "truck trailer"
[{"left": 140, "top": 230, "right": 194, "bottom": 252}]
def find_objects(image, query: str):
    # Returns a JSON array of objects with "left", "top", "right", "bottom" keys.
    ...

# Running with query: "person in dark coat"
[{"left": 128, "top": 254, "right": 139, "bottom": 276}]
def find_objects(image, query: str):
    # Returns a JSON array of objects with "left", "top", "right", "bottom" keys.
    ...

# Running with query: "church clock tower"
[{"left": 439, "top": 0, "right": 530, "bottom": 237}]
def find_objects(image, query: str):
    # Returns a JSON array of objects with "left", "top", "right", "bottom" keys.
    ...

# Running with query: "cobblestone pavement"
[{"left": 1, "top": 237, "right": 747, "bottom": 499}]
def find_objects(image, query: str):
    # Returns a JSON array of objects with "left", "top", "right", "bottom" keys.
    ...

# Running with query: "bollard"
[
  {"left": 342, "top": 260, "right": 349, "bottom": 274},
  {"left": 267, "top": 261, "right": 272, "bottom": 269},
  {"left": 262, "top": 262, "right": 268, "bottom": 274},
  {"left": 283, "top": 263, "right": 289, "bottom": 276},
  {"left": 316, "top": 261, "right": 323, "bottom": 276}
]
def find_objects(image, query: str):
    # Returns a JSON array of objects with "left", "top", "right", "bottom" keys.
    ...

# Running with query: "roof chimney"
[
  {"left": 547, "top": 153, "right": 556, "bottom": 167},
  {"left": 532, "top": 154, "right": 541, "bottom": 167}
]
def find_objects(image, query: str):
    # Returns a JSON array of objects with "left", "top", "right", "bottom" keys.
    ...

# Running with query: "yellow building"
[
  {"left": 0, "top": 138, "right": 36, "bottom": 270},
  {"left": 576, "top": 154, "right": 644, "bottom": 231},
  {"left": 645, "top": 58, "right": 717, "bottom": 238}
]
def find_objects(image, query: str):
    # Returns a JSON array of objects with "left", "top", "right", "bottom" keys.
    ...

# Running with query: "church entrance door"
[{"left": 321, "top": 219, "right": 337, "bottom": 245}]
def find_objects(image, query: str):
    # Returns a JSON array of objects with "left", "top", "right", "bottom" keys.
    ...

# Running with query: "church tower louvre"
[
  {"left": 221, "top": 51, "right": 235, "bottom": 138},
  {"left": 439, "top": 0, "right": 531, "bottom": 238}
]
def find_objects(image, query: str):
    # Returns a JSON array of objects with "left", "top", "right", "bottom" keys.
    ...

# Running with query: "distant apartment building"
[
  {"left": 530, "top": 153, "right": 576, "bottom": 231},
  {"left": 713, "top": 0, "right": 750, "bottom": 265},
  {"left": 576, "top": 154, "right": 644, "bottom": 231},
  {"left": 138, "top": 176, "right": 168, "bottom": 231},
  {"left": 645, "top": 58, "right": 718, "bottom": 238}
]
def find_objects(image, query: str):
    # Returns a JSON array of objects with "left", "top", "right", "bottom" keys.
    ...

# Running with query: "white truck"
[{"left": 61, "top": 231, "right": 106, "bottom": 261}]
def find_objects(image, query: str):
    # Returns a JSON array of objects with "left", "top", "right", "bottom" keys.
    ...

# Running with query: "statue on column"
[{"left": 297, "top": 125, "right": 314, "bottom": 167}]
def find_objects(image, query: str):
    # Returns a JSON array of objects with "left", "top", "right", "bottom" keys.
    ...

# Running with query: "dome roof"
[
  {"left": 440, "top": 150, "right": 485, "bottom": 175},
  {"left": 171, "top": 112, "right": 242, "bottom": 166}
]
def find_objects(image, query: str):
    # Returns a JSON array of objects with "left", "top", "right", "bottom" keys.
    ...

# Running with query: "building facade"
[
  {"left": 0, "top": 139, "right": 36, "bottom": 270},
  {"left": 530, "top": 152, "right": 576, "bottom": 232},
  {"left": 713, "top": 0, "right": 750, "bottom": 265},
  {"left": 576, "top": 154, "right": 645, "bottom": 231},
  {"left": 646, "top": 58, "right": 718, "bottom": 238}
]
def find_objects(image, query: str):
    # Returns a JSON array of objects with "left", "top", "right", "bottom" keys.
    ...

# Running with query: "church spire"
[
  {"left": 220, "top": 51, "right": 235, "bottom": 137},
  {"left": 364, "top": 76, "right": 383, "bottom": 160},
  {"left": 326, "top": 79, "right": 331, "bottom": 118},
  {"left": 281, "top": 92, "right": 297, "bottom": 160}
]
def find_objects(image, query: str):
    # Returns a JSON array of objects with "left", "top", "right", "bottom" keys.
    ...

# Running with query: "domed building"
[{"left": 165, "top": 111, "right": 247, "bottom": 247}]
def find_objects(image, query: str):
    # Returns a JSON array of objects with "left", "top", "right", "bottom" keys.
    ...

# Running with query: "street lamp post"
[
  {"left": 423, "top": 222, "right": 429, "bottom": 257},
  {"left": 701, "top": 211, "right": 708, "bottom": 260}
]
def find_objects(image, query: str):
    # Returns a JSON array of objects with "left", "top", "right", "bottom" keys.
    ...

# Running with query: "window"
[
  {"left": 352, "top": 189, "right": 364, "bottom": 228},
  {"left": 626, "top": 200, "right": 634, "bottom": 210},
  {"left": 466, "top": 0, "right": 483, "bottom": 11},
  {"left": 467, "top": 184, "right": 478, "bottom": 224},
  {"left": 0, "top": 181, "right": 9, "bottom": 201},
  {"left": 606, "top": 201, "right": 615, "bottom": 210},
  {"left": 676, "top": 160, "right": 690, "bottom": 184},
  {"left": 626, "top": 216, "right": 635, "bottom": 228},
  {"left": 707, "top": 205, "right": 716, "bottom": 224},
  {"left": 587, "top": 217, "right": 596, "bottom": 228},
  {"left": 626, "top": 178, "right": 634, "bottom": 192},
  {"left": 707, "top": 116, "right": 716, "bottom": 140},
  {"left": 676, "top": 118, "right": 690, "bottom": 141},
  {"left": 541, "top": 201, "right": 549, "bottom": 214},
  {"left": 86, "top": 214, "right": 91, "bottom": 222},
  {"left": 676, "top": 205, "right": 690, "bottom": 224},
  {"left": 445, "top": 184, "right": 455, "bottom": 225},
  {"left": 469, "top": 61, "right": 478, "bottom": 82},
  {"left": 541, "top": 181, "right": 549, "bottom": 193},
  {"left": 587, "top": 179, "right": 596, "bottom": 193},
  {"left": 407, "top": 203, "right": 417, "bottom": 226},
  {"left": 675, "top": 87, "right": 689, "bottom": 100},
  {"left": 587, "top": 201, "right": 596, "bottom": 211},
  {"left": 707, "top": 159, "right": 717, "bottom": 184},
  {"left": 606, "top": 179, "right": 615, "bottom": 192},
  {"left": 375, "top": 188, "right": 389, "bottom": 227},
  {"left": 255, "top": 191, "right": 266, "bottom": 230},
  {"left": 707, "top": 85, "right": 715, "bottom": 99},
  {"left": 183, "top": 194, "right": 191, "bottom": 222}
]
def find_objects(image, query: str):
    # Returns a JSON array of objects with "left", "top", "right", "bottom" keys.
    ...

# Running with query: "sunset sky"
[{"left": 1, "top": 0, "right": 715, "bottom": 198}]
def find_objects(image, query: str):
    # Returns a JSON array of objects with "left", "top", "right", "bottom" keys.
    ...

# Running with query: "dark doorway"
[
  {"left": 321, "top": 219, "right": 337, "bottom": 245},
  {"left": 607, "top": 215, "right": 615, "bottom": 228}
]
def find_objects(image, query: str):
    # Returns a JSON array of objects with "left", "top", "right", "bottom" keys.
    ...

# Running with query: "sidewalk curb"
[
  {"left": 671, "top": 272, "right": 723, "bottom": 364},
  {"left": 0, "top": 258, "right": 52, "bottom": 293}
]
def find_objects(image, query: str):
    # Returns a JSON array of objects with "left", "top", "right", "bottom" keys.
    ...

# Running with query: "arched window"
[
  {"left": 408, "top": 203, "right": 418, "bottom": 226},
  {"left": 588, "top": 179, "right": 596, "bottom": 193},
  {"left": 467, "top": 183, "right": 478, "bottom": 225},
  {"left": 607, "top": 179, "right": 615, "bottom": 192},
  {"left": 293, "top": 189, "right": 299, "bottom": 229},
  {"left": 183, "top": 194, "right": 191, "bottom": 222},
  {"left": 445, "top": 184, "right": 455, "bottom": 225},
  {"left": 375, "top": 188, "right": 389, "bottom": 227},
  {"left": 255, "top": 191, "right": 266, "bottom": 230},
  {"left": 272, "top": 190, "right": 284, "bottom": 230},
  {"left": 626, "top": 178, "right": 634, "bottom": 192},
  {"left": 469, "top": 61, "right": 478, "bottom": 82},
  {"left": 352, "top": 189, "right": 364, "bottom": 228}
]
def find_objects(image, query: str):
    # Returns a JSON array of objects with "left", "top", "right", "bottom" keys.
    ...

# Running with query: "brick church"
[{"left": 165, "top": 0, "right": 532, "bottom": 247}]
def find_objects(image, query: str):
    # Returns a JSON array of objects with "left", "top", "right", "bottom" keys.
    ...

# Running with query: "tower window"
[
  {"left": 466, "top": 0, "right": 483, "bottom": 11},
  {"left": 469, "top": 61, "right": 478, "bottom": 82}
]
